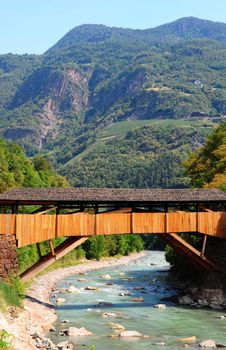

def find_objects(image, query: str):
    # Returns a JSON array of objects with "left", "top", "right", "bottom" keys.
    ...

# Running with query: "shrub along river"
[{"left": 49, "top": 251, "right": 226, "bottom": 349}]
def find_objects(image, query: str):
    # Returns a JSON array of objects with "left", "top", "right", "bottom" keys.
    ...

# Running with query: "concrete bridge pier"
[{"left": 0, "top": 234, "right": 18, "bottom": 279}]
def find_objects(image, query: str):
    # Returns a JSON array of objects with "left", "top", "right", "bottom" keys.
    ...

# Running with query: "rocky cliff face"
[{"left": 6, "top": 66, "right": 91, "bottom": 149}]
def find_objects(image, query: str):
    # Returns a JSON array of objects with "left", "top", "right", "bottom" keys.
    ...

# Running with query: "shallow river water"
[{"left": 50, "top": 251, "right": 226, "bottom": 349}]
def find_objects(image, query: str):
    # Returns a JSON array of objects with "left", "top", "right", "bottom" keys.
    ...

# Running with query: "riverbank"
[{"left": 0, "top": 252, "right": 145, "bottom": 350}]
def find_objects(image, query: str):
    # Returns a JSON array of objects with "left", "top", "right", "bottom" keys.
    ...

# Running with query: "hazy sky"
[{"left": 1, "top": 0, "right": 226, "bottom": 54}]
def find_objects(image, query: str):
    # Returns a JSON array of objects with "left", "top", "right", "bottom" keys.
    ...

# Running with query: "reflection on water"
[{"left": 49, "top": 252, "right": 226, "bottom": 349}]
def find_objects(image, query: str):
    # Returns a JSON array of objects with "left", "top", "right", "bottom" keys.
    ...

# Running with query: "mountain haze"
[{"left": 0, "top": 17, "right": 226, "bottom": 187}]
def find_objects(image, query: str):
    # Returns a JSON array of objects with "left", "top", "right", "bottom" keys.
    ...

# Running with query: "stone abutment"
[{"left": 0, "top": 234, "right": 18, "bottom": 279}]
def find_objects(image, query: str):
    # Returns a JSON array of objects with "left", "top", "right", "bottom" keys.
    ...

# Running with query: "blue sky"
[{"left": 1, "top": 0, "right": 226, "bottom": 54}]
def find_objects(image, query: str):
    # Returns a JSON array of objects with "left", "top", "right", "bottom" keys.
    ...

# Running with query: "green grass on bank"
[
  {"left": 0, "top": 276, "right": 25, "bottom": 312},
  {"left": 0, "top": 330, "right": 11, "bottom": 350}
]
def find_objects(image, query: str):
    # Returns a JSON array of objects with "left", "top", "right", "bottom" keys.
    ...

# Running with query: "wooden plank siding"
[
  {"left": 0, "top": 212, "right": 225, "bottom": 247},
  {"left": 167, "top": 212, "right": 198, "bottom": 233},
  {"left": 132, "top": 213, "right": 165, "bottom": 233},
  {"left": 16, "top": 214, "right": 56, "bottom": 247},
  {"left": 0, "top": 214, "right": 16, "bottom": 235},
  {"left": 198, "top": 212, "right": 226, "bottom": 238},
  {"left": 57, "top": 213, "right": 95, "bottom": 237}
]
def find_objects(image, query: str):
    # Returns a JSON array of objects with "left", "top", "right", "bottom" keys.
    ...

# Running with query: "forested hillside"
[
  {"left": 0, "top": 138, "right": 68, "bottom": 193},
  {"left": 0, "top": 17, "right": 225, "bottom": 187}
]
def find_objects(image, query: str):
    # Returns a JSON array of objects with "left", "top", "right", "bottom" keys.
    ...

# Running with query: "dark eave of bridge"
[{"left": 0, "top": 187, "right": 225, "bottom": 206}]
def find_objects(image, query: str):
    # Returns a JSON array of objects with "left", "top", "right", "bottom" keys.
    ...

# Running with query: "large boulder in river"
[
  {"left": 67, "top": 327, "right": 93, "bottom": 337},
  {"left": 66, "top": 286, "right": 80, "bottom": 293},
  {"left": 199, "top": 340, "right": 217, "bottom": 348},
  {"left": 178, "top": 336, "right": 197, "bottom": 344},
  {"left": 119, "top": 330, "right": 149, "bottom": 338}
]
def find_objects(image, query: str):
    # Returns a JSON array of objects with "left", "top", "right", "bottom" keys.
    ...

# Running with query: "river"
[{"left": 49, "top": 251, "right": 226, "bottom": 349}]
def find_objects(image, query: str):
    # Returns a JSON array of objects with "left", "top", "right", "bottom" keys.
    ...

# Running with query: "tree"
[{"left": 184, "top": 122, "right": 226, "bottom": 190}]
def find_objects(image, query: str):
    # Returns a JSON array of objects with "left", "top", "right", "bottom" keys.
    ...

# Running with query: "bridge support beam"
[{"left": 0, "top": 234, "right": 18, "bottom": 279}]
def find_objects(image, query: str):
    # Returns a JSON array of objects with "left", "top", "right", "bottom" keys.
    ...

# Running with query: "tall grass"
[{"left": 0, "top": 276, "right": 25, "bottom": 311}]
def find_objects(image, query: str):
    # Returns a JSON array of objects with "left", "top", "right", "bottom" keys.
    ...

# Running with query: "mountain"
[
  {"left": 0, "top": 17, "right": 226, "bottom": 187},
  {"left": 150, "top": 17, "right": 226, "bottom": 42}
]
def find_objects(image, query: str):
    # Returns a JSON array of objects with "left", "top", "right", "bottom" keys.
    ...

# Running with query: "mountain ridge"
[
  {"left": 0, "top": 16, "right": 226, "bottom": 188},
  {"left": 48, "top": 17, "right": 226, "bottom": 53}
]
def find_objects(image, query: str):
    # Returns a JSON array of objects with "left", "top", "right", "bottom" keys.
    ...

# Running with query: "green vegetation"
[
  {"left": 62, "top": 124, "right": 210, "bottom": 188},
  {"left": 0, "top": 139, "right": 68, "bottom": 194},
  {"left": 0, "top": 17, "right": 225, "bottom": 187},
  {"left": 0, "top": 276, "right": 25, "bottom": 311},
  {"left": 18, "top": 235, "right": 143, "bottom": 275},
  {"left": 0, "top": 330, "right": 11, "bottom": 349},
  {"left": 165, "top": 123, "right": 226, "bottom": 272},
  {"left": 184, "top": 121, "right": 226, "bottom": 190}
]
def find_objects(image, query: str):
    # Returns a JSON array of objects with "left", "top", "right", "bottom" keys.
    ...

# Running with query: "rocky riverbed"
[
  {"left": 0, "top": 252, "right": 145, "bottom": 350},
  {"left": 47, "top": 251, "right": 226, "bottom": 350},
  {"left": 1, "top": 251, "right": 226, "bottom": 350}
]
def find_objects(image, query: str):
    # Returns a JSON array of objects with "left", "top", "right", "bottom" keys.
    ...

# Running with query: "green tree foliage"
[
  {"left": 83, "top": 235, "right": 143, "bottom": 261},
  {"left": 184, "top": 122, "right": 226, "bottom": 190},
  {"left": 62, "top": 124, "right": 209, "bottom": 188},
  {"left": 165, "top": 123, "right": 226, "bottom": 272},
  {"left": 0, "top": 139, "right": 69, "bottom": 193}
]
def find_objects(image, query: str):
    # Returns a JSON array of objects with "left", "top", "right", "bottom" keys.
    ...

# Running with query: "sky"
[{"left": 1, "top": 0, "right": 226, "bottom": 54}]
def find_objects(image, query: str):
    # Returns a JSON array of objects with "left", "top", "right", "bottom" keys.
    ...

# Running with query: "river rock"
[
  {"left": 100, "top": 274, "right": 112, "bottom": 279},
  {"left": 66, "top": 286, "right": 80, "bottom": 293},
  {"left": 77, "top": 278, "right": 87, "bottom": 282},
  {"left": 78, "top": 272, "right": 87, "bottom": 275},
  {"left": 107, "top": 322, "right": 125, "bottom": 331},
  {"left": 58, "top": 329, "right": 68, "bottom": 336},
  {"left": 85, "top": 286, "right": 99, "bottom": 291},
  {"left": 56, "top": 298, "right": 66, "bottom": 303},
  {"left": 67, "top": 327, "right": 93, "bottom": 337},
  {"left": 154, "top": 304, "right": 166, "bottom": 309},
  {"left": 178, "top": 336, "right": 197, "bottom": 344},
  {"left": 102, "top": 312, "right": 117, "bottom": 318},
  {"left": 133, "top": 286, "right": 145, "bottom": 290},
  {"left": 106, "top": 282, "right": 114, "bottom": 286},
  {"left": 119, "top": 330, "right": 148, "bottom": 338},
  {"left": 57, "top": 341, "right": 74, "bottom": 349},
  {"left": 199, "top": 340, "right": 217, "bottom": 348},
  {"left": 216, "top": 344, "right": 226, "bottom": 348},
  {"left": 98, "top": 301, "right": 113, "bottom": 307},
  {"left": 132, "top": 297, "right": 144, "bottom": 302},
  {"left": 119, "top": 291, "right": 131, "bottom": 296}
]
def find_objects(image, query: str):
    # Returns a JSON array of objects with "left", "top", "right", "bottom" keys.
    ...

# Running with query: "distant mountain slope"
[
  {"left": 150, "top": 17, "right": 226, "bottom": 42},
  {"left": 0, "top": 17, "right": 226, "bottom": 187},
  {"left": 48, "top": 17, "right": 226, "bottom": 52}
]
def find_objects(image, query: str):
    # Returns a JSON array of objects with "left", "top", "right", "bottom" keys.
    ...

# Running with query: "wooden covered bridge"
[{"left": 0, "top": 187, "right": 225, "bottom": 281}]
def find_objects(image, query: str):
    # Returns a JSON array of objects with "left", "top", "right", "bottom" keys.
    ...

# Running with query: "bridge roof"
[{"left": 0, "top": 187, "right": 225, "bottom": 205}]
